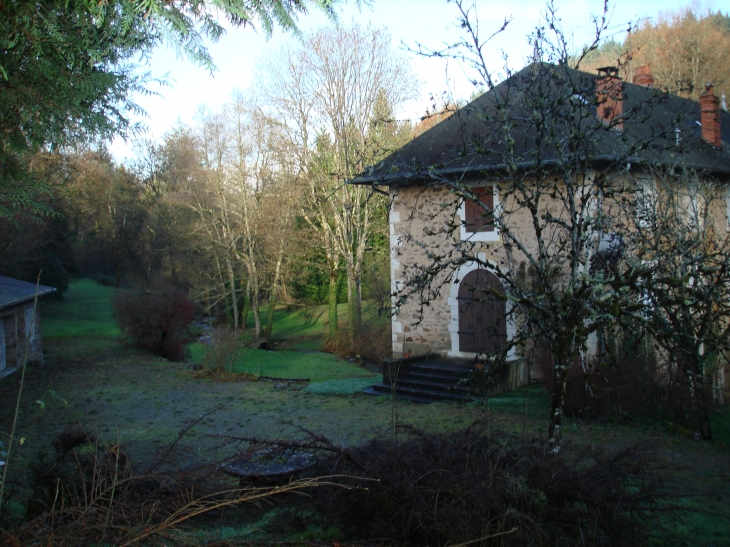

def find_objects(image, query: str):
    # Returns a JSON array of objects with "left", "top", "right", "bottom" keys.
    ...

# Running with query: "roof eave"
[
  {"left": 349, "top": 155, "right": 730, "bottom": 186},
  {"left": 0, "top": 287, "right": 56, "bottom": 311}
]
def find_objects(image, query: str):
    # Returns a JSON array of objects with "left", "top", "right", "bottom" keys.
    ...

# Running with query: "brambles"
[
  {"left": 309, "top": 425, "right": 676, "bottom": 546},
  {"left": 112, "top": 285, "right": 195, "bottom": 360}
]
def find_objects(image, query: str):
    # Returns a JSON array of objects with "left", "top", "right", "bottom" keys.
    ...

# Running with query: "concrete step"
[
  {"left": 366, "top": 382, "right": 476, "bottom": 403},
  {"left": 393, "top": 370, "right": 471, "bottom": 385},
  {"left": 395, "top": 378, "right": 472, "bottom": 394},
  {"left": 362, "top": 386, "right": 434, "bottom": 404},
  {"left": 407, "top": 362, "right": 473, "bottom": 376}
]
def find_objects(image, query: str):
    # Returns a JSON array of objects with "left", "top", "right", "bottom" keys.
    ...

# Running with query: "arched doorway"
[{"left": 457, "top": 269, "right": 507, "bottom": 354}]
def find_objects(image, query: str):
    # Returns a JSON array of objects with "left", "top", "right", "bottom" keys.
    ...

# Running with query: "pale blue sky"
[{"left": 109, "top": 0, "right": 712, "bottom": 162}]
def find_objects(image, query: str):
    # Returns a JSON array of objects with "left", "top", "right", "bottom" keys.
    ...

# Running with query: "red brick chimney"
[
  {"left": 596, "top": 67, "right": 623, "bottom": 131},
  {"left": 632, "top": 66, "right": 655, "bottom": 88},
  {"left": 700, "top": 84, "right": 721, "bottom": 147}
]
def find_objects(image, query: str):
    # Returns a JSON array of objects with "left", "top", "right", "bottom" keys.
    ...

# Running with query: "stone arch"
[
  {"left": 447, "top": 259, "right": 515, "bottom": 357},
  {"left": 457, "top": 269, "right": 507, "bottom": 354}
]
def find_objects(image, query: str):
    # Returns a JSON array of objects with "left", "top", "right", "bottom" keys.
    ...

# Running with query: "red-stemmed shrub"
[{"left": 112, "top": 286, "right": 195, "bottom": 360}]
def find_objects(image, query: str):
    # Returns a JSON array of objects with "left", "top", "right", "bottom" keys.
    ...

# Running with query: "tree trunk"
[
  {"left": 547, "top": 358, "right": 569, "bottom": 454},
  {"left": 248, "top": 265, "right": 262, "bottom": 338},
  {"left": 226, "top": 260, "right": 239, "bottom": 330},
  {"left": 265, "top": 244, "right": 285, "bottom": 338},
  {"left": 348, "top": 276, "right": 362, "bottom": 340},
  {"left": 240, "top": 280, "right": 250, "bottom": 331},
  {"left": 713, "top": 364, "right": 725, "bottom": 406},
  {"left": 328, "top": 267, "right": 339, "bottom": 339},
  {"left": 689, "top": 367, "right": 713, "bottom": 440},
  {"left": 345, "top": 262, "right": 363, "bottom": 341}
]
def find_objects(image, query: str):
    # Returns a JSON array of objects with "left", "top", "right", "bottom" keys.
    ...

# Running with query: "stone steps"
[{"left": 363, "top": 355, "right": 477, "bottom": 404}]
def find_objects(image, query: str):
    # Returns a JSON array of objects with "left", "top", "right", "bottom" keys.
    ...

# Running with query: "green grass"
[
  {"left": 305, "top": 376, "right": 379, "bottom": 395},
  {"left": 712, "top": 406, "right": 730, "bottom": 447},
  {"left": 240, "top": 301, "right": 382, "bottom": 343},
  {"left": 189, "top": 343, "right": 372, "bottom": 383},
  {"left": 469, "top": 384, "right": 551, "bottom": 418},
  {"left": 660, "top": 497, "right": 730, "bottom": 547},
  {"left": 245, "top": 304, "right": 348, "bottom": 339},
  {"left": 41, "top": 279, "right": 120, "bottom": 339},
  {"left": 41, "top": 279, "right": 374, "bottom": 384}
]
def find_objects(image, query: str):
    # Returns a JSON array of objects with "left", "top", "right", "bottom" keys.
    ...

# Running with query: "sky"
[{"left": 109, "top": 0, "right": 706, "bottom": 163}]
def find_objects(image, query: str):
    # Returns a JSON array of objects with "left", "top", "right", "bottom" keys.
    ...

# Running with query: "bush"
[
  {"left": 541, "top": 330, "right": 697, "bottom": 426},
  {"left": 308, "top": 425, "right": 674, "bottom": 546},
  {"left": 89, "top": 273, "right": 116, "bottom": 287},
  {"left": 324, "top": 319, "right": 392, "bottom": 363},
  {"left": 202, "top": 329, "right": 239, "bottom": 373},
  {"left": 112, "top": 285, "right": 195, "bottom": 360}
]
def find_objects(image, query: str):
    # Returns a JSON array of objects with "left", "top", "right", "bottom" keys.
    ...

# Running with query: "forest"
[{"left": 0, "top": 22, "right": 417, "bottom": 354}]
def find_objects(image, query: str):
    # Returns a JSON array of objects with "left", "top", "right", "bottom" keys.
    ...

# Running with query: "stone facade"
[
  {"left": 389, "top": 182, "right": 517, "bottom": 359},
  {"left": 388, "top": 174, "right": 730, "bottom": 364}
]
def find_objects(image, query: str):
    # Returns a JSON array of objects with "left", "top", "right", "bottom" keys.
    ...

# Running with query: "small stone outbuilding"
[{"left": 0, "top": 276, "right": 55, "bottom": 378}]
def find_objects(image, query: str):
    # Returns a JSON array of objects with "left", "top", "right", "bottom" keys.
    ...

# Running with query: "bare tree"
[
  {"left": 621, "top": 167, "right": 730, "bottom": 440},
  {"left": 260, "top": 24, "right": 416, "bottom": 341}
]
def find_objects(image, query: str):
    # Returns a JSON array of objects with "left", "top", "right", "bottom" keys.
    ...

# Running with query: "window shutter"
[{"left": 465, "top": 187, "right": 494, "bottom": 233}]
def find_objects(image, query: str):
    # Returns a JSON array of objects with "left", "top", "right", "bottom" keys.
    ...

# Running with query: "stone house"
[
  {"left": 351, "top": 63, "right": 730, "bottom": 367},
  {"left": 0, "top": 276, "right": 55, "bottom": 378}
]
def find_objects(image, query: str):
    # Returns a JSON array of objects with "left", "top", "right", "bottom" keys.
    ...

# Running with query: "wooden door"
[{"left": 458, "top": 269, "right": 507, "bottom": 353}]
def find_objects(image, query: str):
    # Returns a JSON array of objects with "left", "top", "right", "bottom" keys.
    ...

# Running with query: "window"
[
  {"left": 460, "top": 185, "right": 500, "bottom": 242},
  {"left": 464, "top": 187, "right": 494, "bottom": 233},
  {"left": 685, "top": 182, "right": 705, "bottom": 231},
  {"left": 635, "top": 178, "right": 656, "bottom": 229}
]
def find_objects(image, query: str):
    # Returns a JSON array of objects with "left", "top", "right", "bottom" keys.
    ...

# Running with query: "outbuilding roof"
[
  {"left": 0, "top": 276, "right": 56, "bottom": 310},
  {"left": 351, "top": 62, "right": 730, "bottom": 185}
]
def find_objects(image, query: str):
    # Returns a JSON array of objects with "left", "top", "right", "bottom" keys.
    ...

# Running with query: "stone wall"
[
  {"left": 389, "top": 183, "right": 512, "bottom": 358},
  {"left": 0, "top": 301, "right": 44, "bottom": 373},
  {"left": 388, "top": 172, "right": 730, "bottom": 362}
]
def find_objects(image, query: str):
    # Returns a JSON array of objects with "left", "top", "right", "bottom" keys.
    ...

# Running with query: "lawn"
[
  {"left": 0, "top": 278, "right": 726, "bottom": 545},
  {"left": 188, "top": 344, "right": 377, "bottom": 384},
  {"left": 41, "top": 279, "right": 120, "bottom": 339}
]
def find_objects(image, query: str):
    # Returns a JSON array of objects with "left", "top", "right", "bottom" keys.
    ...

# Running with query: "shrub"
[
  {"left": 324, "top": 319, "right": 392, "bottom": 363},
  {"left": 112, "top": 285, "right": 195, "bottom": 360},
  {"left": 308, "top": 425, "right": 675, "bottom": 546},
  {"left": 202, "top": 329, "right": 240, "bottom": 373},
  {"left": 89, "top": 273, "right": 116, "bottom": 287},
  {"left": 540, "top": 330, "right": 697, "bottom": 426}
]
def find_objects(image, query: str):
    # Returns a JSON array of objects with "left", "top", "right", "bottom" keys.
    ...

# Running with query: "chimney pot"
[
  {"left": 596, "top": 68, "right": 624, "bottom": 131},
  {"left": 700, "top": 83, "right": 722, "bottom": 148},
  {"left": 632, "top": 66, "right": 655, "bottom": 88}
]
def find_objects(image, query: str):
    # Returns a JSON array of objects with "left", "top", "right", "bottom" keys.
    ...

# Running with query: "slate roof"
[
  {"left": 0, "top": 276, "right": 55, "bottom": 310},
  {"left": 351, "top": 62, "right": 730, "bottom": 185}
]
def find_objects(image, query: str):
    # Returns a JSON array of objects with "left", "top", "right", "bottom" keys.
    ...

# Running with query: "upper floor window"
[
  {"left": 465, "top": 187, "right": 494, "bottom": 233},
  {"left": 635, "top": 178, "right": 656, "bottom": 229},
  {"left": 460, "top": 185, "right": 500, "bottom": 242}
]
